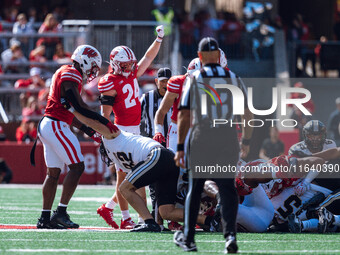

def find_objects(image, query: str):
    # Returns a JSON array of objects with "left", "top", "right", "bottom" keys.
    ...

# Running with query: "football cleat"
[
  {"left": 173, "top": 230, "right": 197, "bottom": 252},
  {"left": 318, "top": 207, "right": 334, "bottom": 233},
  {"left": 50, "top": 211, "right": 79, "bottom": 228},
  {"left": 168, "top": 221, "right": 183, "bottom": 231},
  {"left": 120, "top": 217, "right": 136, "bottom": 229},
  {"left": 96, "top": 204, "right": 119, "bottom": 229},
  {"left": 36, "top": 217, "right": 66, "bottom": 229},
  {"left": 225, "top": 233, "right": 238, "bottom": 254},
  {"left": 130, "top": 222, "right": 161, "bottom": 232},
  {"left": 287, "top": 214, "right": 302, "bottom": 233}
]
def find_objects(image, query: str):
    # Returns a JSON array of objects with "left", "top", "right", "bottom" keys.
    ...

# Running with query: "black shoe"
[
  {"left": 225, "top": 233, "right": 238, "bottom": 254},
  {"left": 173, "top": 231, "right": 197, "bottom": 252},
  {"left": 318, "top": 207, "right": 334, "bottom": 233},
  {"left": 36, "top": 217, "right": 66, "bottom": 229},
  {"left": 50, "top": 210, "right": 79, "bottom": 229},
  {"left": 287, "top": 214, "right": 302, "bottom": 233},
  {"left": 130, "top": 223, "right": 161, "bottom": 232}
]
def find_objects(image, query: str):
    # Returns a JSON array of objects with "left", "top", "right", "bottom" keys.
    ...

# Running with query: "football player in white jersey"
[
  {"left": 288, "top": 120, "right": 338, "bottom": 199},
  {"left": 289, "top": 120, "right": 336, "bottom": 156},
  {"left": 63, "top": 105, "right": 223, "bottom": 232}
]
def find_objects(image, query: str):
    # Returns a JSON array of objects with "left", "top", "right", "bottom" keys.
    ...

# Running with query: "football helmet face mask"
[
  {"left": 303, "top": 120, "right": 326, "bottom": 152},
  {"left": 110, "top": 46, "right": 137, "bottom": 78},
  {"left": 71, "top": 45, "right": 102, "bottom": 82}
]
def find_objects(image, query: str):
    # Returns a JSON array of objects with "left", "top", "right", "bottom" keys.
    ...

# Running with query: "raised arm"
[{"left": 136, "top": 25, "right": 164, "bottom": 78}]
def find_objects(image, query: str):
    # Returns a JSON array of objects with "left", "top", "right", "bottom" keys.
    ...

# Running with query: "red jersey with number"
[
  {"left": 98, "top": 68, "right": 141, "bottom": 126},
  {"left": 167, "top": 75, "right": 186, "bottom": 122},
  {"left": 44, "top": 65, "right": 82, "bottom": 125}
]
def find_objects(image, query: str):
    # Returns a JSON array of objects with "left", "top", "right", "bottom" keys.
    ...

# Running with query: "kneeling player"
[{"left": 66, "top": 106, "right": 219, "bottom": 232}]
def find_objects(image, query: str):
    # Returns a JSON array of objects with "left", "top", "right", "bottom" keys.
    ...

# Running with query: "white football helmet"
[
  {"left": 219, "top": 48, "right": 228, "bottom": 68},
  {"left": 186, "top": 57, "right": 202, "bottom": 76},
  {"left": 109, "top": 46, "right": 137, "bottom": 77},
  {"left": 71, "top": 45, "right": 102, "bottom": 82}
]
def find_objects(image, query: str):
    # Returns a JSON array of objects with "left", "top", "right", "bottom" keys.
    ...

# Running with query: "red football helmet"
[{"left": 109, "top": 46, "right": 137, "bottom": 77}]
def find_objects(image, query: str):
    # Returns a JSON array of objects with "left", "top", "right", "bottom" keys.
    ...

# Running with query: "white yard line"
[
  {"left": 5, "top": 249, "right": 174, "bottom": 253},
  {"left": 242, "top": 250, "right": 340, "bottom": 254},
  {"left": 6, "top": 249, "right": 340, "bottom": 254},
  {"left": 2, "top": 238, "right": 340, "bottom": 244},
  {"left": 0, "top": 184, "right": 115, "bottom": 189}
]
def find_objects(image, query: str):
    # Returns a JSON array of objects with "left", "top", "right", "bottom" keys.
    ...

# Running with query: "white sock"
[
  {"left": 138, "top": 217, "right": 144, "bottom": 224},
  {"left": 42, "top": 209, "right": 51, "bottom": 212},
  {"left": 302, "top": 219, "right": 318, "bottom": 231},
  {"left": 121, "top": 210, "right": 130, "bottom": 220},
  {"left": 58, "top": 203, "right": 67, "bottom": 207},
  {"left": 333, "top": 215, "right": 340, "bottom": 227},
  {"left": 105, "top": 200, "right": 117, "bottom": 210}
]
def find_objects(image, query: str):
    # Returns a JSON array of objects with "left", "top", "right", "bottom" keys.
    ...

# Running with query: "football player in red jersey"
[
  {"left": 96, "top": 25, "right": 165, "bottom": 229},
  {"left": 153, "top": 48, "right": 228, "bottom": 153},
  {"left": 36, "top": 45, "right": 118, "bottom": 229}
]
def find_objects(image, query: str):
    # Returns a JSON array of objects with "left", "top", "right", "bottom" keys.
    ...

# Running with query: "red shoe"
[
  {"left": 120, "top": 217, "right": 136, "bottom": 229},
  {"left": 96, "top": 204, "right": 119, "bottom": 229},
  {"left": 168, "top": 221, "right": 183, "bottom": 231}
]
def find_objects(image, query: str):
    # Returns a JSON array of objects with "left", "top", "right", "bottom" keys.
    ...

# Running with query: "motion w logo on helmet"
[{"left": 83, "top": 47, "right": 98, "bottom": 58}]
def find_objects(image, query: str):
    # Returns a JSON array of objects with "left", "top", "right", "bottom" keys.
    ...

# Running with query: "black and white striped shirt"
[
  {"left": 140, "top": 89, "right": 172, "bottom": 138},
  {"left": 180, "top": 64, "right": 247, "bottom": 124}
]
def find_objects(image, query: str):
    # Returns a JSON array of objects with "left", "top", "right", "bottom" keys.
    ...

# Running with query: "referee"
[
  {"left": 173, "top": 37, "right": 253, "bottom": 253},
  {"left": 140, "top": 67, "right": 172, "bottom": 228},
  {"left": 140, "top": 67, "right": 172, "bottom": 141}
]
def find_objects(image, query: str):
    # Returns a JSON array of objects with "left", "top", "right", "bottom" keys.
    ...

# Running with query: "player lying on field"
[
  {"left": 62, "top": 105, "right": 221, "bottom": 232},
  {"left": 186, "top": 149, "right": 340, "bottom": 233}
]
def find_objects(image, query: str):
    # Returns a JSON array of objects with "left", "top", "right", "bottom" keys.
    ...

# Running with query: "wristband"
[
  {"left": 155, "top": 124, "right": 164, "bottom": 135},
  {"left": 177, "top": 144, "right": 184, "bottom": 151},
  {"left": 79, "top": 124, "right": 95, "bottom": 137},
  {"left": 156, "top": 36, "right": 163, "bottom": 43},
  {"left": 241, "top": 138, "right": 251, "bottom": 146}
]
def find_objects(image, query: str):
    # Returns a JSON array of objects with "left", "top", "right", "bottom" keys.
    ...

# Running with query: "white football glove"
[
  {"left": 294, "top": 181, "right": 311, "bottom": 196},
  {"left": 156, "top": 25, "right": 164, "bottom": 42}
]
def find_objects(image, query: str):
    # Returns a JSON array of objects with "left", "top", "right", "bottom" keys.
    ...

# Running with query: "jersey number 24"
[{"left": 123, "top": 80, "right": 139, "bottom": 109}]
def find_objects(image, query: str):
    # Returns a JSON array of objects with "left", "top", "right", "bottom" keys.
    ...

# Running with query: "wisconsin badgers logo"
[
  {"left": 111, "top": 50, "right": 119, "bottom": 59},
  {"left": 83, "top": 47, "right": 98, "bottom": 58}
]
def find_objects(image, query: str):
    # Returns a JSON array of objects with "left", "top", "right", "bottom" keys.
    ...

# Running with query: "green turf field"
[{"left": 1, "top": 185, "right": 340, "bottom": 254}]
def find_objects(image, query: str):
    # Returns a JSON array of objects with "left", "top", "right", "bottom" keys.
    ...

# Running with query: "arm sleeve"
[{"left": 65, "top": 89, "right": 109, "bottom": 126}]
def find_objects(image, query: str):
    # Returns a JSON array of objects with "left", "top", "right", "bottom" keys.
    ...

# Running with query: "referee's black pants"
[
  {"left": 183, "top": 126, "right": 239, "bottom": 243},
  {"left": 184, "top": 174, "right": 238, "bottom": 242}
]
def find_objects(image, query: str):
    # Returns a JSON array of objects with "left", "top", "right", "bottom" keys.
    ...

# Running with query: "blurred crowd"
[
  {"left": 177, "top": 1, "right": 280, "bottom": 61},
  {"left": 287, "top": 12, "right": 340, "bottom": 77},
  {"left": 1, "top": 1, "right": 340, "bottom": 143}
]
